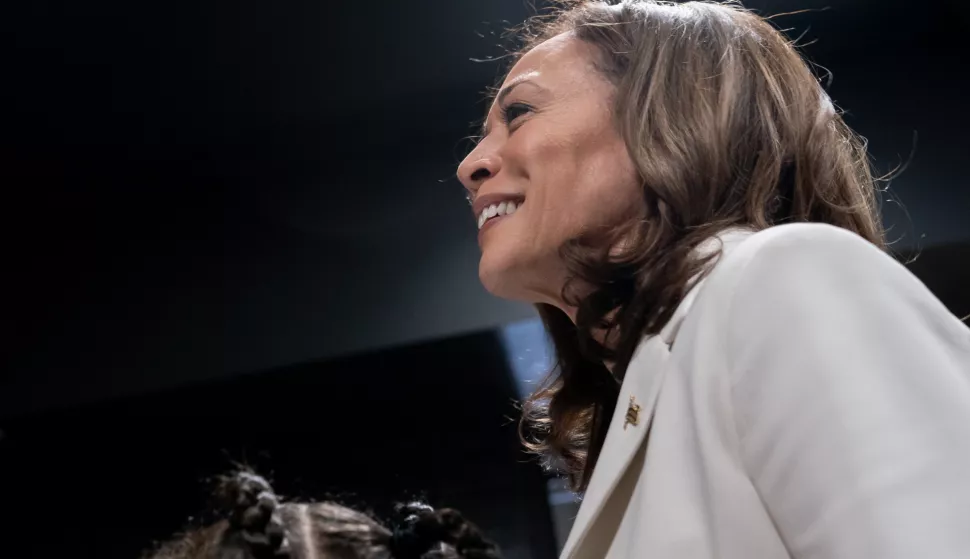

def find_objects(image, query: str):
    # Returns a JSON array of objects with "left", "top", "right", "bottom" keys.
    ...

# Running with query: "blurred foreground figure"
[{"left": 142, "top": 471, "right": 502, "bottom": 559}]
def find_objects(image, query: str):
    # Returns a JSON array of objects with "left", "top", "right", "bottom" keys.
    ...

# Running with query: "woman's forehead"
[{"left": 501, "top": 32, "right": 585, "bottom": 89}]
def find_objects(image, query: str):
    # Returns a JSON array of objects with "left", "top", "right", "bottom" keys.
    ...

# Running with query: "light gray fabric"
[{"left": 561, "top": 223, "right": 970, "bottom": 559}]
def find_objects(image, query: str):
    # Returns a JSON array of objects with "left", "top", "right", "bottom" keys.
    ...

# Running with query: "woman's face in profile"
[{"left": 458, "top": 33, "right": 641, "bottom": 310}]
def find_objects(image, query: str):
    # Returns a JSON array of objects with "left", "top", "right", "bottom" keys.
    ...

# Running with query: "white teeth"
[{"left": 477, "top": 199, "right": 522, "bottom": 230}]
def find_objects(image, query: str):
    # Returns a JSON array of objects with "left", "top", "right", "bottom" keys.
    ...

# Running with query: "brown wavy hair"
[{"left": 493, "top": 1, "right": 888, "bottom": 491}]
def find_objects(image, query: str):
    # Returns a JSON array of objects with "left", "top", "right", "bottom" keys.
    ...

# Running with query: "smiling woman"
[
  {"left": 456, "top": 1, "right": 970, "bottom": 558},
  {"left": 461, "top": 33, "right": 642, "bottom": 306}
]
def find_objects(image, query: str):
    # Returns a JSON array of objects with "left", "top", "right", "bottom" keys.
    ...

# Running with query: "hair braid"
[
  {"left": 143, "top": 469, "right": 503, "bottom": 559},
  {"left": 215, "top": 471, "right": 287, "bottom": 558},
  {"left": 390, "top": 503, "right": 502, "bottom": 559}
]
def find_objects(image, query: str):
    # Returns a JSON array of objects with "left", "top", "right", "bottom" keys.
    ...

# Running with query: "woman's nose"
[{"left": 457, "top": 147, "right": 501, "bottom": 194}]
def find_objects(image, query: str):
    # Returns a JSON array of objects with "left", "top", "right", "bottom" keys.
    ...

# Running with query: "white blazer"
[{"left": 560, "top": 223, "right": 970, "bottom": 559}]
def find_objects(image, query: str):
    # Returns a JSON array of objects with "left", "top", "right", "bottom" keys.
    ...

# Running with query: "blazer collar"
[
  {"left": 659, "top": 226, "right": 755, "bottom": 345},
  {"left": 560, "top": 226, "right": 754, "bottom": 559}
]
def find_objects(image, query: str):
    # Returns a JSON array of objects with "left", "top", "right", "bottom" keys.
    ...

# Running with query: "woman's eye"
[{"left": 501, "top": 103, "right": 532, "bottom": 126}]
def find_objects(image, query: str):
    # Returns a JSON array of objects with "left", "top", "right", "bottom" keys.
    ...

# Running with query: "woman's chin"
[
  {"left": 478, "top": 254, "right": 526, "bottom": 301},
  {"left": 478, "top": 260, "right": 552, "bottom": 306},
  {"left": 478, "top": 265, "right": 516, "bottom": 300},
  {"left": 478, "top": 246, "right": 566, "bottom": 304}
]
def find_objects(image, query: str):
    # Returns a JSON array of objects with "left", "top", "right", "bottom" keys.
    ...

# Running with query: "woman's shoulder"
[
  {"left": 700, "top": 223, "right": 963, "bottom": 342},
  {"left": 727, "top": 222, "right": 887, "bottom": 271},
  {"left": 709, "top": 222, "right": 899, "bottom": 298},
  {"left": 694, "top": 222, "right": 947, "bottom": 333}
]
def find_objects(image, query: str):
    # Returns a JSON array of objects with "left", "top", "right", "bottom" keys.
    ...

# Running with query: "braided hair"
[
  {"left": 389, "top": 503, "right": 502, "bottom": 559},
  {"left": 142, "top": 470, "right": 502, "bottom": 559}
]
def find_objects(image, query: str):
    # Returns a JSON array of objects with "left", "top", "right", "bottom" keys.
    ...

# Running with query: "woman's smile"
[
  {"left": 477, "top": 199, "right": 520, "bottom": 231},
  {"left": 472, "top": 192, "right": 526, "bottom": 247}
]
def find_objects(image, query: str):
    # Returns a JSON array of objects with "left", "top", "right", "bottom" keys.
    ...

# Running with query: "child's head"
[{"left": 144, "top": 471, "right": 501, "bottom": 559}]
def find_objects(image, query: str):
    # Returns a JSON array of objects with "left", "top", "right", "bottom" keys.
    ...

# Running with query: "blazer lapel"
[
  {"left": 559, "top": 333, "right": 671, "bottom": 558},
  {"left": 559, "top": 227, "right": 754, "bottom": 558}
]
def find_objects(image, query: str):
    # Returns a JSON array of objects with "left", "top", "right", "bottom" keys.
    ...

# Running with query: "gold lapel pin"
[{"left": 624, "top": 396, "right": 641, "bottom": 430}]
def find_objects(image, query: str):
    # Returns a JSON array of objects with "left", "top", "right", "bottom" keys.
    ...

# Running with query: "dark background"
[{"left": 1, "top": 0, "right": 968, "bottom": 557}]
